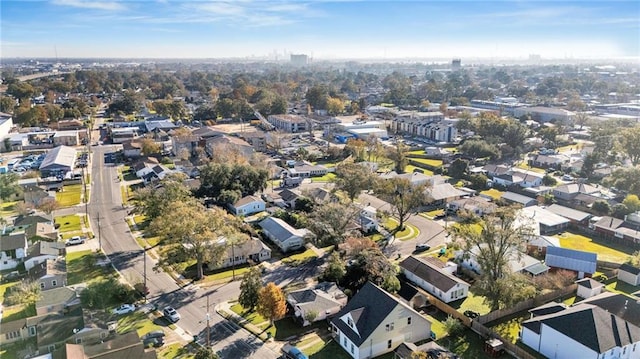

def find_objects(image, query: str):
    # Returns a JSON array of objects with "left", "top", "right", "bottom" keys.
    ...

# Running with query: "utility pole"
[
  {"left": 143, "top": 246, "right": 147, "bottom": 302},
  {"left": 206, "top": 294, "right": 211, "bottom": 347},
  {"left": 97, "top": 214, "right": 102, "bottom": 252},
  {"left": 231, "top": 241, "right": 236, "bottom": 281}
]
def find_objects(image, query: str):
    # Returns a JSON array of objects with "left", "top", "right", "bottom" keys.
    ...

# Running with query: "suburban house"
[
  {"left": 230, "top": 195, "right": 266, "bottom": 216},
  {"left": 259, "top": 217, "right": 311, "bottom": 253},
  {"left": 425, "top": 183, "right": 466, "bottom": 207},
  {"left": 13, "top": 214, "right": 53, "bottom": 228},
  {"left": 447, "top": 196, "right": 497, "bottom": 216},
  {"left": 552, "top": 183, "right": 601, "bottom": 203},
  {"left": 379, "top": 171, "right": 431, "bottom": 187},
  {"left": 205, "top": 134, "right": 255, "bottom": 159},
  {"left": 528, "top": 154, "right": 565, "bottom": 169},
  {"left": 214, "top": 237, "right": 271, "bottom": 269},
  {"left": 482, "top": 164, "right": 511, "bottom": 178},
  {"left": 576, "top": 278, "right": 604, "bottom": 299},
  {"left": 618, "top": 263, "right": 640, "bottom": 286},
  {"left": 580, "top": 292, "right": 640, "bottom": 327},
  {"left": 35, "top": 286, "right": 80, "bottom": 316},
  {"left": 171, "top": 134, "right": 200, "bottom": 157},
  {"left": 330, "top": 282, "right": 432, "bottom": 359},
  {"left": 521, "top": 303, "right": 640, "bottom": 359},
  {"left": 122, "top": 140, "right": 143, "bottom": 159},
  {"left": 0, "top": 231, "right": 28, "bottom": 271},
  {"left": 457, "top": 246, "right": 548, "bottom": 277},
  {"left": 27, "top": 258, "right": 67, "bottom": 291},
  {"left": 287, "top": 282, "right": 348, "bottom": 326},
  {"left": 306, "top": 187, "right": 338, "bottom": 204},
  {"left": 287, "top": 161, "right": 332, "bottom": 178},
  {"left": 278, "top": 189, "right": 302, "bottom": 209},
  {"left": 545, "top": 246, "right": 597, "bottom": 279},
  {"left": 546, "top": 204, "right": 592, "bottom": 226},
  {"left": 82, "top": 331, "right": 157, "bottom": 359},
  {"left": 358, "top": 205, "right": 380, "bottom": 233},
  {"left": 593, "top": 216, "right": 640, "bottom": 244},
  {"left": 526, "top": 235, "right": 560, "bottom": 257},
  {"left": 142, "top": 165, "right": 172, "bottom": 184},
  {"left": 500, "top": 192, "right": 537, "bottom": 207},
  {"left": 521, "top": 206, "right": 570, "bottom": 235},
  {"left": 133, "top": 160, "right": 157, "bottom": 179},
  {"left": 399, "top": 256, "right": 469, "bottom": 303},
  {"left": 25, "top": 222, "right": 59, "bottom": 241},
  {"left": 24, "top": 241, "right": 65, "bottom": 271}
]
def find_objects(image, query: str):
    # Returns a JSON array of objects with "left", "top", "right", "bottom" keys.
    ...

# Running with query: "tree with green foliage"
[
  {"left": 150, "top": 200, "right": 246, "bottom": 280},
  {"left": 449, "top": 207, "right": 536, "bottom": 310},
  {"left": 623, "top": 195, "right": 640, "bottom": 213},
  {"left": 257, "top": 282, "right": 287, "bottom": 326},
  {"left": 344, "top": 247, "right": 399, "bottom": 293},
  {"left": 195, "top": 347, "right": 220, "bottom": 359},
  {"left": 448, "top": 159, "right": 468, "bottom": 179},
  {"left": 306, "top": 85, "right": 329, "bottom": 111},
  {"left": 460, "top": 139, "right": 500, "bottom": 160},
  {"left": 308, "top": 202, "right": 361, "bottom": 246},
  {"left": 134, "top": 173, "right": 193, "bottom": 220},
  {"left": 6, "top": 280, "right": 41, "bottom": 307},
  {"left": 197, "top": 163, "right": 268, "bottom": 205},
  {"left": 443, "top": 315, "right": 464, "bottom": 337},
  {"left": 605, "top": 167, "right": 640, "bottom": 196},
  {"left": 387, "top": 141, "right": 409, "bottom": 173},
  {"left": 0, "top": 172, "right": 22, "bottom": 202},
  {"left": 323, "top": 251, "right": 346, "bottom": 283},
  {"left": 239, "top": 266, "right": 262, "bottom": 311},
  {"left": 333, "top": 162, "right": 374, "bottom": 202},
  {"left": 592, "top": 200, "right": 611, "bottom": 215},
  {"left": 7, "top": 82, "right": 36, "bottom": 101},
  {"left": 620, "top": 127, "right": 640, "bottom": 166},
  {"left": 0, "top": 96, "right": 16, "bottom": 113},
  {"left": 375, "top": 177, "right": 427, "bottom": 232},
  {"left": 542, "top": 174, "right": 557, "bottom": 186}
]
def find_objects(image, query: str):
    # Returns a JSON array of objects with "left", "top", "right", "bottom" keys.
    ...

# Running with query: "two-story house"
[
  {"left": 330, "top": 282, "right": 432, "bottom": 359},
  {"left": 0, "top": 232, "right": 28, "bottom": 271}
]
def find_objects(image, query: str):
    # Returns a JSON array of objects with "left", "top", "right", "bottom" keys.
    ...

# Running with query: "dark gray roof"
[
  {"left": 27, "top": 240, "right": 65, "bottom": 258},
  {"left": 545, "top": 246, "right": 597, "bottom": 274},
  {"left": 37, "top": 309, "right": 84, "bottom": 347},
  {"left": 594, "top": 216, "right": 625, "bottom": 230},
  {"left": 0, "top": 232, "right": 27, "bottom": 251},
  {"left": 330, "top": 282, "right": 404, "bottom": 346},
  {"left": 278, "top": 189, "right": 300, "bottom": 202},
  {"left": 13, "top": 214, "right": 52, "bottom": 227},
  {"left": 576, "top": 278, "right": 602, "bottom": 289},
  {"left": 529, "top": 302, "right": 567, "bottom": 317},
  {"left": 547, "top": 204, "right": 592, "bottom": 222},
  {"left": 399, "top": 256, "right": 468, "bottom": 292},
  {"left": 522, "top": 304, "right": 640, "bottom": 353},
  {"left": 581, "top": 292, "right": 640, "bottom": 327},
  {"left": 620, "top": 263, "right": 640, "bottom": 276},
  {"left": 259, "top": 217, "right": 308, "bottom": 242}
]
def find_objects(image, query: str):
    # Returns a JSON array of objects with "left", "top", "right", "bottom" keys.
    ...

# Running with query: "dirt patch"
[{"left": 210, "top": 123, "right": 258, "bottom": 134}]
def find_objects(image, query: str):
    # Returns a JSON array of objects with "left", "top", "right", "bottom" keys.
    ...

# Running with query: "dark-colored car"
[
  {"left": 415, "top": 243, "right": 431, "bottom": 252},
  {"left": 464, "top": 310, "right": 480, "bottom": 319}
]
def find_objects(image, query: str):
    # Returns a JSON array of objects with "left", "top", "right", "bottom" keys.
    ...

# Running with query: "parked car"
[
  {"left": 112, "top": 304, "right": 136, "bottom": 315},
  {"left": 141, "top": 330, "right": 165, "bottom": 346},
  {"left": 464, "top": 310, "right": 480, "bottom": 319},
  {"left": 415, "top": 243, "right": 431, "bottom": 252},
  {"left": 65, "top": 236, "right": 85, "bottom": 246},
  {"left": 163, "top": 306, "right": 181, "bottom": 323},
  {"left": 281, "top": 344, "right": 308, "bottom": 359}
]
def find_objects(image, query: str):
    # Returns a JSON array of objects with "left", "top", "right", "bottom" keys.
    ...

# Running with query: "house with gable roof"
[
  {"left": 0, "top": 231, "right": 28, "bottom": 271},
  {"left": 230, "top": 195, "right": 266, "bottom": 216},
  {"left": 330, "top": 282, "right": 431, "bottom": 359},
  {"left": 287, "top": 282, "right": 348, "bottom": 326},
  {"left": 399, "top": 256, "right": 469, "bottom": 303},
  {"left": 259, "top": 217, "right": 311, "bottom": 253}
]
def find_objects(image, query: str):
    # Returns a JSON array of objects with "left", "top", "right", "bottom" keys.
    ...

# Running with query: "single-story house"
[
  {"left": 576, "top": 278, "right": 604, "bottom": 299},
  {"left": 552, "top": 183, "right": 601, "bottom": 203},
  {"left": 521, "top": 303, "right": 640, "bottom": 359},
  {"left": 122, "top": 140, "right": 143, "bottom": 159},
  {"left": 457, "top": 246, "right": 548, "bottom": 276},
  {"left": 593, "top": 216, "right": 640, "bottom": 244},
  {"left": 39, "top": 145, "right": 76, "bottom": 177},
  {"left": 25, "top": 222, "right": 59, "bottom": 241},
  {"left": 35, "top": 286, "right": 80, "bottom": 316},
  {"left": 618, "top": 263, "right": 640, "bottom": 286},
  {"left": 545, "top": 246, "right": 597, "bottom": 279},
  {"left": 82, "top": 331, "right": 157, "bottom": 359},
  {"left": 546, "top": 204, "right": 592, "bottom": 226},
  {"left": 425, "top": 183, "right": 466, "bottom": 206},
  {"left": 521, "top": 206, "right": 571, "bottom": 235},
  {"left": 230, "top": 195, "right": 266, "bottom": 216},
  {"left": 399, "top": 256, "right": 469, "bottom": 303},
  {"left": 330, "top": 282, "right": 432, "bottom": 359},
  {"left": 214, "top": 237, "right": 271, "bottom": 269},
  {"left": 528, "top": 154, "right": 565, "bottom": 169},
  {"left": 287, "top": 282, "right": 348, "bottom": 326},
  {"left": 447, "top": 197, "right": 497, "bottom": 216},
  {"left": 526, "top": 235, "right": 560, "bottom": 257},
  {"left": 28, "top": 258, "right": 67, "bottom": 291},
  {"left": 0, "top": 231, "right": 28, "bottom": 271},
  {"left": 259, "top": 217, "right": 311, "bottom": 253},
  {"left": 278, "top": 189, "right": 302, "bottom": 209},
  {"left": 501, "top": 191, "right": 537, "bottom": 207},
  {"left": 24, "top": 241, "right": 65, "bottom": 271}
]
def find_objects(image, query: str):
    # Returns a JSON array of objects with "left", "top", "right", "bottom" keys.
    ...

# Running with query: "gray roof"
[
  {"left": 39, "top": 145, "right": 76, "bottom": 170},
  {"left": 0, "top": 232, "right": 27, "bottom": 251},
  {"left": 554, "top": 183, "right": 600, "bottom": 195},
  {"left": 27, "top": 241, "right": 64, "bottom": 258},
  {"left": 501, "top": 191, "right": 536, "bottom": 206},
  {"left": 288, "top": 285, "right": 346, "bottom": 315},
  {"left": 547, "top": 204, "right": 592, "bottom": 222},
  {"left": 36, "top": 308, "right": 84, "bottom": 347},
  {"left": 545, "top": 246, "right": 597, "bottom": 274},
  {"left": 523, "top": 262, "right": 549, "bottom": 276},
  {"left": 529, "top": 302, "right": 567, "bottom": 317},
  {"left": 234, "top": 195, "right": 265, "bottom": 208},
  {"left": 331, "top": 282, "right": 413, "bottom": 346},
  {"left": 36, "top": 286, "right": 77, "bottom": 308},
  {"left": 426, "top": 183, "right": 466, "bottom": 201},
  {"left": 399, "top": 256, "right": 468, "bottom": 292},
  {"left": 259, "top": 217, "right": 308, "bottom": 242},
  {"left": 522, "top": 304, "right": 640, "bottom": 353},
  {"left": 594, "top": 216, "right": 625, "bottom": 230},
  {"left": 576, "top": 278, "right": 603, "bottom": 289},
  {"left": 581, "top": 292, "right": 640, "bottom": 326}
]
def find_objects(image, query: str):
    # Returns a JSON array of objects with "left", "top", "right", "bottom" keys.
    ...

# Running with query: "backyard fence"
[
  {"left": 476, "top": 284, "right": 577, "bottom": 325},
  {"left": 470, "top": 321, "right": 539, "bottom": 359}
]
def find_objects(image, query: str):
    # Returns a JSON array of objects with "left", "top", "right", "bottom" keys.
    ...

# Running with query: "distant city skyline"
[{"left": 2, "top": 1, "right": 639, "bottom": 60}]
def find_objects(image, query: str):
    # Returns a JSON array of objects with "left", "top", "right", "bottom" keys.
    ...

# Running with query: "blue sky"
[{"left": 2, "top": 0, "right": 639, "bottom": 59}]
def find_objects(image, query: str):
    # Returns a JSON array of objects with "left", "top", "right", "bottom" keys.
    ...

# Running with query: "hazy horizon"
[{"left": 2, "top": 0, "right": 639, "bottom": 60}]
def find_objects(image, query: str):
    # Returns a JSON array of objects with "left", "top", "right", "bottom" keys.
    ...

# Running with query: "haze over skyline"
[{"left": 2, "top": 0, "right": 639, "bottom": 60}]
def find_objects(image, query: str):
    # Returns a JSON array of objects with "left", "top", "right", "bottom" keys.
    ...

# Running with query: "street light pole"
[
  {"left": 97, "top": 214, "right": 102, "bottom": 252},
  {"left": 206, "top": 294, "right": 211, "bottom": 348},
  {"left": 143, "top": 246, "right": 147, "bottom": 302}
]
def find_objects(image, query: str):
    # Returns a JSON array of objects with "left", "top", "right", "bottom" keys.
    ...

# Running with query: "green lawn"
[
  {"left": 606, "top": 281, "right": 640, "bottom": 296},
  {"left": 0, "top": 201, "right": 18, "bottom": 217},
  {"left": 1, "top": 304, "right": 36, "bottom": 322},
  {"left": 56, "top": 184, "right": 83, "bottom": 207},
  {"left": 55, "top": 214, "right": 82, "bottom": 233},
  {"left": 404, "top": 165, "right": 434, "bottom": 176},
  {"left": 382, "top": 217, "right": 419, "bottom": 241},
  {"left": 480, "top": 189, "right": 504, "bottom": 200},
  {"left": 158, "top": 343, "right": 194, "bottom": 359},
  {"left": 422, "top": 209, "right": 445, "bottom": 218},
  {"left": 556, "top": 231, "right": 632, "bottom": 263},
  {"left": 449, "top": 292, "right": 492, "bottom": 315},
  {"left": 311, "top": 172, "right": 336, "bottom": 183},
  {"left": 309, "top": 340, "right": 353, "bottom": 359},
  {"left": 407, "top": 157, "right": 443, "bottom": 167},
  {"left": 0, "top": 281, "right": 17, "bottom": 302},
  {"left": 440, "top": 328, "right": 516, "bottom": 359},
  {"left": 490, "top": 313, "right": 531, "bottom": 343},
  {"left": 202, "top": 266, "right": 252, "bottom": 283},
  {"left": 282, "top": 248, "right": 318, "bottom": 266},
  {"left": 515, "top": 162, "right": 547, "bottom": 174},
  {"left": 66, "top": 250, "right": 113, "bottom": 285},
  {"left": 230, "top": 303, "right": 322, "bottom": 340},
  {"left": 116, "top": 311, "right": 164, "bottom": 336}
]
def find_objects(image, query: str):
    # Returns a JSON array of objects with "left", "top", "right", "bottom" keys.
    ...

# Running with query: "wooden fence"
[
  {"left": 477, "top": 284, "right": 577, "bottom": 325},
  {"left": 470, "top": 321, "right": 539, "bottom": 359}
]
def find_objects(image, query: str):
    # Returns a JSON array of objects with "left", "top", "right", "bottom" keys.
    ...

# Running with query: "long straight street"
[{"left": 87, "top": 144, "right": 279, "bottom": 358}]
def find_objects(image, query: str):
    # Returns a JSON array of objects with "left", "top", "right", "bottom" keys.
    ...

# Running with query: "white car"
[
  {"left": 163, "top": 306, "right": 181, "bottom": 323},
  {"left": 112, "top": 304, "right": 136, "bottom": 315},
  {"left": 65, "top": 236, "right": 85, "bottom": 246}
]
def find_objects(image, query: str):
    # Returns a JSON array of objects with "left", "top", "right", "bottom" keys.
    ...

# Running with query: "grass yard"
[
  {"left": 0, "top": 201, "right": 18, "bottom": 217},
  {"left": 0, "top": 281, "right": 18, "bottom": 302},
  {"left": 158, "top": 343, "right": 194, "bottom": 359},
  {"left": 1, "top": 304, "right": 36, "bottom": 322},
  {"left": 382, "top": 217, "right": 419, "bottom": 241},
  {"left": 515, "top": 162, "right": 547, "bottom": 174},
  {"left": 55, "top": 214, "right": 83, "bottom": 233},
  {"left": 116, "top": 311, "right": 164, "bottom": 336},
  {"left": 606, "top": 280, "right": 640, "bottom": 296},
  {"left": 490, "top": 312, "right": 531, "bottom": 344},
  {"left": 0, "top": 338, "right": 37, "bottom": 359},
  {"left": 202, "top": 266, "right": 252, "bottom": 283},
  {"left": 449, "top": 292, "right": 491, "bottom": 315},
  {"left": 282, "top": 248, "right": 318, "bottom": 266},
  {"left": 56, "top": 184, "right": 83, "bottom": 207},
  {"left": 230, "top": 303, "right": 321, "bottom": 340},
  {"left": 309, "top": 340, "right": 353, "bottom": 359},
  {"left": 404, "top": 165, "right": 434, "bottom": 176},
  {"left": 480, "top": 188, "right": 504, "bottom": 200},
  {"left": 440, "top": 328, "right": 516, "bottom": 359},
  {"left": 407, "top": 157, "right": 443, "bottom": 167},
  {"left": 556, "top": 231, "right": 632, "bottom": 263},
  {"left": 422, "top": 209, "right": 445, "bottom": 218},
  {"left": 66, "top": 250, "right": 113, "bottom": 285},
  {"left": 311, "top": 172, "right": 336, "bottom": 183}
]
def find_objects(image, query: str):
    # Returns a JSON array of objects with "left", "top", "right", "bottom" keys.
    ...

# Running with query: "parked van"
[{"left": 7, "top": 159, "right": 19, "bottom": 170}]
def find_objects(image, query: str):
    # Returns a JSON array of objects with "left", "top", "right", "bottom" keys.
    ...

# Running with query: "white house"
[
  {"left": 0, "top": 232, "right": 28, "bottom": 271},
  {"left": 399, "top": 256, "right": 469, "bottom": 303},
  {"left": 214, "top": 237, "right": 271, "bottom": 269},
  {"left": 576, "top": 278, "right": 604, "bottom": 299},
  {"left": 521, "top": 303, "right": 640, "bottom": 359},
  {"left": 358, "top": 205, "right": 379, "bottom": 233},
  {"left": 287, "top": 282, "right": 348, "bottom": 326},
  {"left": 230, "top": 196, "right": 266, "bottom": 216},
  {"left": 259, "top": 217, "right": 311, "bottom": 253},
  {"left": 457, "top": 246, "right": 547, "bottom": 277},
  {"left": 618, "top": 263, "right": 640, "bottom": 286},
  {"left": 331, "top": 282, "right": 432, "bottom": 359}
]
